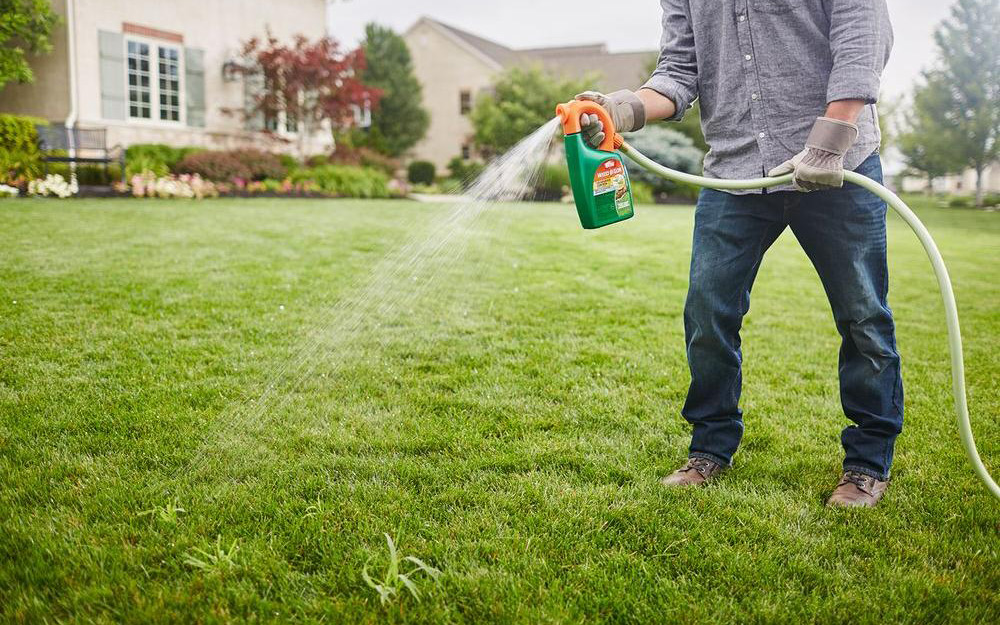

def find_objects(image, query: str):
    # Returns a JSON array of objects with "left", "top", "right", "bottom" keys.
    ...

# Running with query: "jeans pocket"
[{"left": 752, "top": 0, "right": 802, "bottom": 14}]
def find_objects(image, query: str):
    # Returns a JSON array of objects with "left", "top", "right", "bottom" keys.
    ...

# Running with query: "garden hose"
[{"left": 618, "top": 140, "right": 999, "bottom": 500}]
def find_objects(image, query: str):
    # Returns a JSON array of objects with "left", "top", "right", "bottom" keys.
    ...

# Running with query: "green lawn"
[{"left": 1, "top": 196, "right": 997, "bottom": 623}]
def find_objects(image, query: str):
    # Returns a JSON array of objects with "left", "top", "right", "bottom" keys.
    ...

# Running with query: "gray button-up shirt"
[{"left": 643, "top": 0, "right": 893, "bottom": 192}]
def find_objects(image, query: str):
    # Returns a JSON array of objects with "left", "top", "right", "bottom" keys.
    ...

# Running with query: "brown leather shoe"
[
  {"left": 826, "top": 471, "right": 888, "bottom": 508},
  {"left": 660, "top": 457, "right": 724, "bottom": 487}
]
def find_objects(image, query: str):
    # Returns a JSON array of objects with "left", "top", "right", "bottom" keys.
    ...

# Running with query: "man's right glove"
[{"left": 576, "top": 90, "right": 646, "bottom": 148}]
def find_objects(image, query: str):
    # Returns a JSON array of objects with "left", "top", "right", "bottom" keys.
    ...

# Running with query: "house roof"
[{"left": 410, "top": 17, "right": 655, "bottom": 90}]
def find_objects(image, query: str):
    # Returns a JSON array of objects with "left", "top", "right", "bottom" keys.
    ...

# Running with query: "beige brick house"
[
  {"left": 404, "top": 17, "right": 654, "bottom": 169},
  {"left": 0, "top": 0, "right": 331, "bottom": 153}
]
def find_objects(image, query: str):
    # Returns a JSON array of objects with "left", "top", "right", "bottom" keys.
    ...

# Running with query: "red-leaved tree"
[{"left": 230, "top": 33, "right": 381, "bottom": 159}]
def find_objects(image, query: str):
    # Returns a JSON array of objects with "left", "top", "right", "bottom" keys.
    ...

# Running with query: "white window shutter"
[
  {"left": 98, "top": 30, "right": 125, "bottom": 120},
  {"left": 243, "top": 72, "right": 265, "bottom": 131},
  {"left": 185, "top": 48, "right": 206, "bottom": 127}
]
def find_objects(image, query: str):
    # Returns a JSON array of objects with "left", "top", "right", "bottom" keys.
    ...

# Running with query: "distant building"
[
  {"left": 0, "top": 0, "right": 331, "bottom": 154},
  {"left": 403, "top": 17, "right": 654, "bottom": 169},
  {"left": 900, "top": 163, "right": 1000, "bottom": 196}
]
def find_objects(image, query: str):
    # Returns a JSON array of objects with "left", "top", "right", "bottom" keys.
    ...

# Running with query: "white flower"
[
  {"left": 26, "top": 174, "right": 77, "bottom": 198},
  {"left": 0, "top": 184, "right": 19, "bottom": 197},
  {"left": 129, "top": 173, "right": 217, "bottom": 199}
]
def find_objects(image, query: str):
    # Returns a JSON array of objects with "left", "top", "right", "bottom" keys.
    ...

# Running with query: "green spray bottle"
[{"left": 556, "top": 100, "right": 634, "bottom": 229}]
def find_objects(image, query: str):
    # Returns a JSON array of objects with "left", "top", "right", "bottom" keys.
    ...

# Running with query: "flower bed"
[{"left": 6, "top": 143, "right": 411, "bottom": 200}]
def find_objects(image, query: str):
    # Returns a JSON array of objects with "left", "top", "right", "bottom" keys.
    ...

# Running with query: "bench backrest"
[{"left": 36, "top": 124, "right": 109, "bottom": 153}]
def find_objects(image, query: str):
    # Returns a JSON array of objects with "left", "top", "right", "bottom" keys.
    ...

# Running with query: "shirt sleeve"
[
  {"left": 826, "top": 0, "right": 893, "bottom": 104},
  {"left": 642, "top": 0, "right": 698, "bottom": 122}
]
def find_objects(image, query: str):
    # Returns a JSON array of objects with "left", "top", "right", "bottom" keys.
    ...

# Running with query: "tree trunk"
[
  {"left": 974, "top": 163, "right": 984, "bottom": 209},
  {"left": 926, "top": 173, "right": 934, "bottom": 195},
  {"left": 297, "top": 121, "right": 310, "bottom": 163}
]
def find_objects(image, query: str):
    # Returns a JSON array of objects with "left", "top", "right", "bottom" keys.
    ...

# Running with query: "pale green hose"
[{"left": 619, "top": 141, "right": 999, "bottom": 499}]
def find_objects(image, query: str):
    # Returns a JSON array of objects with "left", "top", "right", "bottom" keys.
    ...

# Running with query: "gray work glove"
[
  {"left": 576, "top": 90, "right": 646, "bottom": 148},
  {"left": 768, "top": 117, "right": 859, "bottom": 191}
]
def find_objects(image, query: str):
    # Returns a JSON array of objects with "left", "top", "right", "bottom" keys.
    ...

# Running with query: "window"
[
  {"left": 127, "top": 38, "right": 182, "bottom": 122},
  {"left": 127, "top": 41, "right": 152, "bottom": 119},
  {"left": 461, "top": 143, "right": 471, "bottom": 160},
  {"left": 157, "top": 47, "right": 180, "bottom": 121},
  {"left": 264, "top": 85, "right": 300, "bottom": 135},
  {"left": 460, "top": 90, "right": 472, "bottom": 115},
  {"left": 351, "top": 100, "right": 372, "bottom": 128},
  {"left": 265, "top": 111, "right": 298, "bottom": 134}
]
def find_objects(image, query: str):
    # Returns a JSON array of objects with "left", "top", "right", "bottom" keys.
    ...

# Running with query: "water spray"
[{"left": 555, "top": 99, "right": 998, "bottom": 500}]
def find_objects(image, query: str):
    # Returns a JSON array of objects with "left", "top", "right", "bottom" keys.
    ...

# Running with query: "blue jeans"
[{"left": 683, "top": 153, "right": 903, "bottom": 480}]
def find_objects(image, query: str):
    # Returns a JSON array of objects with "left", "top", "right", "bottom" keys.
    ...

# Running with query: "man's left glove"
[
  {"left": 769, "top": 117, "right": 859, "bottom": 191},
  {"left": 576, "top": 90, "right": 646, "bottom": 148}
]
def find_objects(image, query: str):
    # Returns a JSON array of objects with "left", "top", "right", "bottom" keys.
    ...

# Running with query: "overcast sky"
[{"left": 327, "top": 0, "right": 955, "bottom": 101}]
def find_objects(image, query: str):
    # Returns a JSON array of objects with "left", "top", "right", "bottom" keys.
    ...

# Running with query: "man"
[{"left": 578, "top": 1, "right": 900, "bottom": 507}]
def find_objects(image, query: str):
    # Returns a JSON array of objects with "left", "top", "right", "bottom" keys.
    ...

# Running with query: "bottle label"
[{"left": 593, "top": 158, "right": 631, "bottom": 216}]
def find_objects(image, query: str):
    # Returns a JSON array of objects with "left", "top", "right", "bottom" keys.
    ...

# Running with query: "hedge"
[{"left": 290, "top": 165, "right": 390, "bottom": 198}]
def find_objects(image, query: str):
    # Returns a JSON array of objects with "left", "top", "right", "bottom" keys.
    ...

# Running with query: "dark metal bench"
[{"left": 35, "top": 124, "right": 126, "bottom": 184}]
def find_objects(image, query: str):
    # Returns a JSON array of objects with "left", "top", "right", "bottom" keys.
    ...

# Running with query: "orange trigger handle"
[{"left": 555, "top": 100, "right": 618, "bottom": 152}]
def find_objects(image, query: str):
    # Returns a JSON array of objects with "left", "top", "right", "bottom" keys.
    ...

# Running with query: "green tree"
[
  {"left": 359, "top": 23, "right": 429, "bottom": 158},
  {"left": 925, "top": 0, "right": 1000, "bottom": 206},
  {"left": 897, "top": 73, "right": 964, "bottom": 192},
  {"left": 0, "top": 0, "right": 60, "bottom": 90},
  {"left": 471, "top": 66, "right": 593, "bottom": 155}
]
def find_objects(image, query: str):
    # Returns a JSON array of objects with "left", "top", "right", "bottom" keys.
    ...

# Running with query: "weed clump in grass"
[
  {"left": 137, "top": 500, "right": 186, "bottom": 524},
  {"left": 183, "top": 536, "right": 240, "bottom": 572},
  {"left": 362, "top": 534, "right": 441, "bottom": 606}
]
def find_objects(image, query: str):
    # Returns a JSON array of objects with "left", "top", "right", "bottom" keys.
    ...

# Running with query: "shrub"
[
  {"left": 541, "top": 163, "right": 570, "bottom": 191},
  {"left": 438, "top": 178, "right": 464, "bottom": 195},
  {"left": 0, "top": 114, "right": 46, "bottom": 183},
  {"left": 622, "top": 125, "right": 704, "bottom": 194},
  {"left": 630, "top": 181, "right": 654, "bottom": 204},
  {"left": 447, "top": 156, "right": 485, "bottom": 188},
  {"left": 126, "top": 154, "right": 169, "bottom": 178},
  {"left": 329, "top": 146, "right": 398, "bottom": 176},
  {"left": 68, "top": 164, "right": 121, "bottom": 185},
  {"left": 532, "top": 163, "right": 570, "bottom": 200},
  {"left": 230, "top": 149, "right": 286, "bottom": 181},
  {"left": 407, "top": 160, "right": 435, "bottom": 185},
  {"left": 175, "top": 151, "right": 251, "bottom": 182},
  {"left": 125, "top": 143, "right": 199, "bottom": 176},
  {"left": 290, "top": 165, "right": 390, "bottom": 198},
  {"left": 278, "top": 153, "right": 299, "bottom": 173},
  {"left": 306, "top": 154, "right": 329, "bottom": 168}
]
